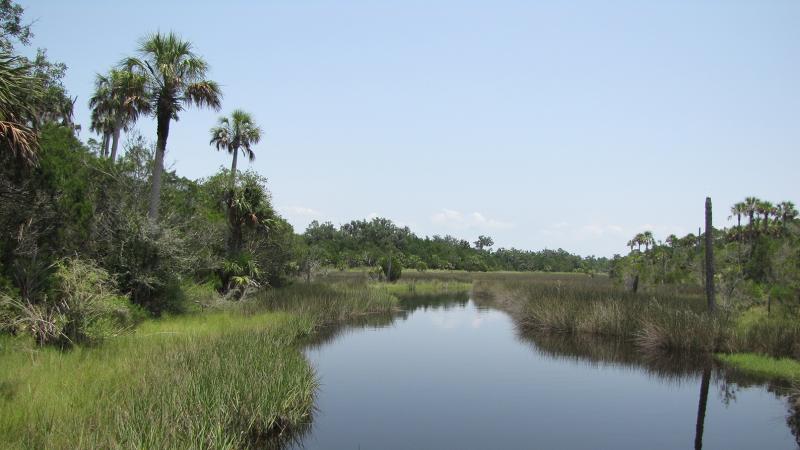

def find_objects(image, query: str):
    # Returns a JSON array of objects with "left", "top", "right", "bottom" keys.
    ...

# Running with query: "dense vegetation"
[
  {"left": 0, "top": 1, "right": 302, "bottom": 346},
  {"left": 299, "top": 218, "right": 610, "bottom": 275},
  {"left": 610, "top": 197, "right": 799, "bottom": 315}
]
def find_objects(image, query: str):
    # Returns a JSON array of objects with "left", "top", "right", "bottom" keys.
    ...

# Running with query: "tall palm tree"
[
  {"left": 88, "top": 69, "right": 151, "bottom": 161},
  {"left": 209, "top": 109, "right": 262, "bottom": 186},
  {"left": 122, "top": 32, "right": 222, "bottom": 220}
]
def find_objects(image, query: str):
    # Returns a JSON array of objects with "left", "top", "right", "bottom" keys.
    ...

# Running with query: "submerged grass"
[{"left": 0, "top": 282, "right": 400, "bottom": 449}]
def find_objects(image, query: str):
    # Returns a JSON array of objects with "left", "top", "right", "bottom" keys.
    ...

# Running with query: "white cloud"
[
  {"left": 580, "top": 223, "right": 624, "bottom": 237},
  {"left": 280, "top": 206, "right": 322, "bottom": 217},
  {"left": 537, "top": 222, "right": 624, "bottom": 240},
  {"left": 430, "top": 209, "right": 514, "bottom": 230}
]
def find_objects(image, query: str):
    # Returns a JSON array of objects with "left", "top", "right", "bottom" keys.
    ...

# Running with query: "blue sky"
[{"left": 19, "top": 1, "right": 800, "bottom": 256}]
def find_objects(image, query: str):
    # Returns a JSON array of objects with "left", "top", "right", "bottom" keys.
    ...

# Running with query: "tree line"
[{"left": 298, "top": 218, "right": 610, "bottom": 277}]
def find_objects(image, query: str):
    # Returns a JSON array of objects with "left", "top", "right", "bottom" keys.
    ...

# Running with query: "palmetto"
[
  {"left": 121, "top": 32, "right": 222, "bottom": 220},
  {"left": 88, "top": 69, "right": 151, "bottom": 161},
  {"left": 0, "top": 52, "right": 40, "bottom": 166},
  {"left": 209, "top": 109, "right": 262, "bottom": 186}
]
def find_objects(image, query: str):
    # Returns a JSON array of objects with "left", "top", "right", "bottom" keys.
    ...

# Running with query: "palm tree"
[
  {"left": 0, "top": 52, "right": 40, "bottom": 166},
  {"left": 209, "top": 109, "right": 262, "bottom": 186},
  {"left": 88, "top": 69, "right": 150, "bottom": 161},
  {"left": 122, "top": 32, "right": 222, "bottom": 220},
  {"left": 627, "top": 234, "right": 642, "bottom": 252},
  {"left": 89, "top": 107, "right": 113, "bottom": 157},
  {"left": 729, "top": 202, "right": 746, "bottom": 230},
  {"left": 642, "top": 231, "right": 655, "bottom": 252},
  {"left": 743, "top": 197, "right": 760, "bottom": 228},
  {"left": 756, "top": 200, "right": 774, "bottom": 232},
  {"left": 778, "top": 201, "right": 798, "bottom": 225}
]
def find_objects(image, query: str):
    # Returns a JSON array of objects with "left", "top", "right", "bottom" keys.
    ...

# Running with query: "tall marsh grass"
[
  {"left": 0, "top": 282, "right": 399, "bottom": 449},
  {"left": 473, "top": 274, "right": 799, "bottom": 357}
]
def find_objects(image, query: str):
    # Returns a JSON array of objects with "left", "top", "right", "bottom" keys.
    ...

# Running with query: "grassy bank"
[
  {"left": 0, "top": 282, "right": 399, "bottom": 449},
  {"left": 716, "top": 353, "right": 800, "bottom": 382},
  {"left": 473, "top": 274, "right": 800, "bottom": 361}
]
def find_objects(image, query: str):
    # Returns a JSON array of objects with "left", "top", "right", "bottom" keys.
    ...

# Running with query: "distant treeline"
[{"left": 299, "top": 219, "right": 610, "bottom": 274}]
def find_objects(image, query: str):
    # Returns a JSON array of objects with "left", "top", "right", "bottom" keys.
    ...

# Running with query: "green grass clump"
[
  {"left": 716, "top": 353, "right": 800, "bottom": 382},
  {"left": 248, "top": 282, "right": 399, "bottom": 322},
  {"left": 377, "top": 279, "right": 472, "bottom": 298}
]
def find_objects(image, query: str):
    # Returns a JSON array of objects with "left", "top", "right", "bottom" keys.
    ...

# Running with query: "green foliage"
[
  {"left": 612, "top": 197, "right": 800, "bottom": 318},
  {"left": 717, "top": 353, "right": 800, "bottom": 381},
  {"left": 380, "top": 255, "right": 402, "bottom": 282},
  {"left": 0, "top": 258, "right": 141, "bottom": 346},
  {"left": 301, "top": 218, "right": 609, "bottom": 274}
]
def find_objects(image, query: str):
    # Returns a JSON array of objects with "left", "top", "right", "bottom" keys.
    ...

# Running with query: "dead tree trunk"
[{"left": 705, "top": 197, "right": 716, "bottom": 313}]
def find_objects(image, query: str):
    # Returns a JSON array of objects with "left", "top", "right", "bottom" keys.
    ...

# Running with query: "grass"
[
  {"left": 0, "top": 282, "right": 400, "bottom": 449},
  {"left": 472, "top": 273, "right": 800, "bottom": 360},
  {"left": 716, "top": 353, "right": 800, "bottom": 382}
]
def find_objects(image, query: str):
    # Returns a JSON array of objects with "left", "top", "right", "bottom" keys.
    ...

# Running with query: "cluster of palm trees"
[
  {"left": 729, "top": 197, "right": 798, "bottom": 238},
  {"left": 627, "top": 231, "right": 655, "bottom": 253},
  {"left": 88, "top": 32, "right": 262, "bottom": 222}
]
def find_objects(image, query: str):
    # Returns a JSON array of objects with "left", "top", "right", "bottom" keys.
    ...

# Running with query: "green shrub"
[
  {"left": 0, "top": 258, "right": 141, "bottom": 346},
  {"left": 380, "top": 256, "right": 403, "bottom": 282}
]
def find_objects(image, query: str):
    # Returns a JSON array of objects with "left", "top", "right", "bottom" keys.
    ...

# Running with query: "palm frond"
[{"left": 184, "top": 80, "right": 222, "bottom": 110}]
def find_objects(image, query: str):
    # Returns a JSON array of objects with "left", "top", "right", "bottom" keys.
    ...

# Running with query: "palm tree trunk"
[
  {"left": 110, "top": 126, "right": 122, "bottom": 162},
  {"left": 226, "top": 147, "right": 241, "bottom": 257},
  {"left": 230, "top": 148, "right": 239, "bottom": 187},
  {"left": 148, "top": 111, "right": 170, "bottom": 221},
  {"left": 102, "top": 132, "right": 111, "bottom": 157}
]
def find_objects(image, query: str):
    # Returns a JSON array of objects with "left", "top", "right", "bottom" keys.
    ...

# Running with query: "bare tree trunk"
[
  {"left": 148, "top": 111, "right": 170, "bottom": 221},
  {"left": 705, "top": 197, "right": 716, "bottom": 313}
]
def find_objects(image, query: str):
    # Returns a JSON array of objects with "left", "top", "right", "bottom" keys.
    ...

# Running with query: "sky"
[{"left": 18, "top": 0, "right": 800, "bottom": 257}]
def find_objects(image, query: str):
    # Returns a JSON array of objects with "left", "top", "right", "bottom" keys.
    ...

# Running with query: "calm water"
[{"left": 290, "top": 297, "right": 798, "bottom": 449}]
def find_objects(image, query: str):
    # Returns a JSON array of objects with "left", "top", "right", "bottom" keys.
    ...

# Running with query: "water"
[{"left": 291, "top": 298, "right": 798, "bottom": 449}]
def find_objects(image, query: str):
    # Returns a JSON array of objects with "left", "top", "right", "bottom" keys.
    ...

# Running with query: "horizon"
[{"left": 19, "top": 0, "right": 800, "bottom": 257}]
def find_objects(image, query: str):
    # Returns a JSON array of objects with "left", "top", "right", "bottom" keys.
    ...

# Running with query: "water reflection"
[
  {"left": 695, "top": 365, "right": 711, "bottom": 450},
  {"left": 286, "top": 296, "right": 798, "bottom": 449}
]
